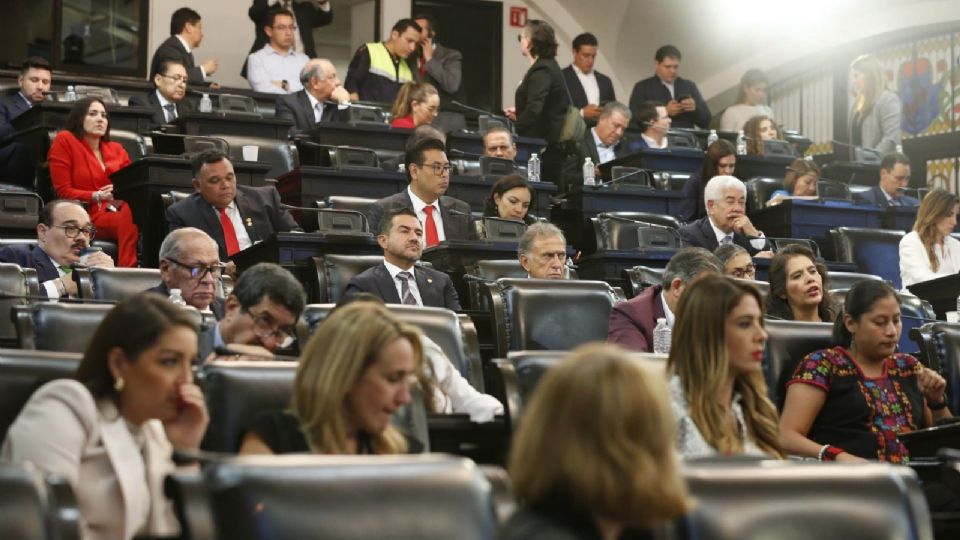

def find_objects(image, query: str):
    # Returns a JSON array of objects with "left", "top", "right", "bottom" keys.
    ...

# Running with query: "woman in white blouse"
[
  {"left": 900, "top": 189, "right": 960, "bottom": 288},
  {"left": 666, "top": 274, "right": 783, "bottom": 459}
]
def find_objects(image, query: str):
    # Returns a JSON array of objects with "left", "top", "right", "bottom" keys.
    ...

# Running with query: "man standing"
[
  {"left": 0, "top": 57, "right": 51, "bottom": 187},
  {"left": 634, "top": 100, "right": 671, "bottom": 150},
  {"left": 166, "top": 149, "right": 302, "bottom": 261},
  {"left": 345, "top": 19, "right": 421, "bottom": 103},
  {"left": 853, "top": 152, "right": 919, "bottom": 208},
  {"left": 411, "top": 14, "right": 463, "bottom": 106},
  {"left": 149, "top": 227, "right": 225, "bottom": 319},
  {"left": 150, "top": 7, "right": 218, "bottom": 83},
  {"left": 246, "top": 8, "right": 310, "bottom": 94},
  {"left": 243, "top": 0, "right": 333, "bottom": 78},
  {"left": 129, "top": 59, "right": 195, "bottom": 130},
  {"left": 275, "top": 59, "right": 350, "bottom": 134},
  {"left": 518, "top": 223, "right": 568, "bottom": 280},
  {"left": 562, "top": 33, "right": 616, "bottom": 124},
  {"left": 629, "top": 45, "right": 710, "bottom": 129},
  {"left": 678, "top": 176, "right": 772, "bottom": 256},
  {"left": 367, "top": 138, "right": 474, "bottom": 245},
  {"left": 345, "top": 207, "right": 461, "bottom": 311}
]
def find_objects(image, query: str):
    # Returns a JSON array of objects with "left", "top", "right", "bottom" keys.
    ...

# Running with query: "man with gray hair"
[
  {"left": 678, "top": 175, "right": 772, "bottom": 257},
  {"left": 275, "top": 58, "right": 350, "bottom": 134},
  {"left": 518, "top": 222, "right": 568, "bottom": 279},
  {"left": 570, "top": 101, "right": 632, "bottom": 190},
  {"left": 148, "top": 227, "right": 225, "bottom": 319},
  {"left": 608, "top": 247, "right": 721, "bottom": 352}
]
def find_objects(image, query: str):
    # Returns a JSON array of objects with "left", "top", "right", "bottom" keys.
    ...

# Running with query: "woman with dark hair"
[
  {"left": 780, "top": 280, "right": 950, "bottom": 463},
  {"left": 766, "top": 244, "right": 834, "bottom": 322},
  {"left": 849, "top": 54, "right": 901, "bottom": 154},
  {"left": 47, "top": 97, "right": 139, "bottom": 267},
  {"left": 743, "top": 114, "right": 780, "bottom": 155},
  {"left": 720, "top": 69, "right": 774, "bottom": 132},
  {"left": 483, "top": 174, "right": 535, "bottom": 224},
  {"left": 2, "top": 294, "right": 207, "bottom": 539},
  {"left": 768, "top": 158, "right": 820, "bottom": 203},
  {"left": 900, "top": 188, "right": 960, "bottom": 288},
  {"left": 389, "top": 81, "right": 439, "bottom": 129},
  {"left": 678, "top": 139, "right": 736, "bottom": 222}
]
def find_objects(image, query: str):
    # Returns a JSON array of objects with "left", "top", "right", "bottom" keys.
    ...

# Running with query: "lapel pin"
[
  {"left": 427, "top": 278, "right": 433, "bottom": 284},
  {"left": 245, "top": 217, "right": 253, "bottom": 227}
]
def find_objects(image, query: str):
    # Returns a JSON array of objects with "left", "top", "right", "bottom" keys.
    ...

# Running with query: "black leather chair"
[
  {"left": 0, "top": 348, "right": 81, "bottom": 443},
  {"left": 0, "top": 263, "right": 39, "bottom": 346},
  {"left": 198, "top": 361, "right": 430, "bottom": 453},
  {"left": 167, "top": 455, "right": 496, "bottom": 540},
  {"left": 321, "top": 195, "right": 378, "bottom": 218},
  {"left": 219, "top": 134, "right": 297, "bottom": 180},
  {"left": 0, "top": 191, "right": 43, "bottom": 237},
  {"left": 624, "top": 265, "right": 665, "bottom": 297},
  {"left": 911, "top": 322, "right": 960, "bottom": 412},
  {"left": 763, "top": 319, "right": 834, "bottom": 409},
  {"left": 464, "top": 260, "right": 578, "bottom": 310},
  {"left": 832, "top": 227, "right": 905, "bottom": 288},
  {"left": 745, "top": 177, "right": 784, "bottom": 213},
  {"left": 768, "top": 237, "right": 820, "bottom": 258},
  {"left": 591, "top": 214, "right": 681, "bottom": 251},
  {"left": 75, "top": 267, "right": 161, "bottom": 302},
  {"left": 307, "top": 254, "right": 384, "bottom": 304},
  {"left": 109, "top": 129, "right": 146, "bottom": 161},
  {"left": 683, "top": 461, "right": 933, "bottom": 540},
  {"left": 826, "top": 270, "right": 884, "bottom": 291},
  {"left": 0, "top": 463, "right": 81, "bottom": 540},
  {"left": 485, "top": 278, "right": 619, "bottom": 357}
]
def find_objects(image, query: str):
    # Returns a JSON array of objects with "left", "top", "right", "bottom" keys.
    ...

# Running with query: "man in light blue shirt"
[{"left": 246, "top": 8, "right": 309, "bottom": 94}]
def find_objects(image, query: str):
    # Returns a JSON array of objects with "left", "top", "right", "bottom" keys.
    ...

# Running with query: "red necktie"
[
  {"left": 218, "top": 207, "right": 241, "bottom": 256},
  {"left": 419, "top": 57, "right": 427, "bottom": 78},
  {"left": 423, "top": 205, "right": 439, "bottom": 247}
]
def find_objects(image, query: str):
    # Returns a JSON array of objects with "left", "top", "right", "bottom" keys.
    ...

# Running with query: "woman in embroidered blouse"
[
  {"left": 389, "top": 81, "right": 439, "bottom": 129},
  {"left": 766, "top": 244, "right": 835, "bottom": 322},
  {"left": 780, "top": 280, "right": 950, "bottom": 463},
  {"left": 899, "top": 189, "right": 960, "bottom": 288},
  {"left": 667, "top": 274, "right": 783, "bottom": 459},
  {"left": 48, "top": 97, "right": 139, "bottom": 267},
  {"left": 2, "top": 294, "right": 208, "bottom": 539}
]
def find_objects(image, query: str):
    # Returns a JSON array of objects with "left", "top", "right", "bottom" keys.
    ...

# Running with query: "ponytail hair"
[
  {"left": 831, "top": 280, "right": 899, "bottom": 347},
  {"left": 390, "top": 81, "right": 438, "bottom": 120}
]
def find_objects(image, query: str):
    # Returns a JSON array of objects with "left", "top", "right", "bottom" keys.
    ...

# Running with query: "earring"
[{"left": 114, "top": 377, "right": 125, "bottom": 392}]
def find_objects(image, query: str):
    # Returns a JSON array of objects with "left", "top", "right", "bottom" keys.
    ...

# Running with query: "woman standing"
[
  {"left": 848, "top": 54, "right": 902, "bottom": 154},
  {"left": 900, "top": 188, "right": 960, "bottom": 288},
  {"left": 720, "top": 69, "right": 775, "bottom": 132}
]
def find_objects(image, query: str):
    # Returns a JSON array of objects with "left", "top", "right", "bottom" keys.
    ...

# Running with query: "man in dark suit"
[
  {"left": 628, "top": 45, "right": 710, "bottom": 129},
  {"left": 275, "top": 59, "right": 349, "bottom": 135},
  {"left": 678, "top": 175, "right": 774, "bottom": 257},
  {"left": 0, "top": 200, "right": 114, "bottom": 299},
  {"left": 166, "top": 149, "right": 302, "bottom": 262},
  {"left": 565, "top": 101, "right": 631, "bottom": 191},
  {"left": 345, "top": 207, "right": 461, "bottom": 311},
  {"left": 367, "top": 138, "right": 475, "bottom": 245},
  {"left": 853, "top": 152, "right": 920, "bottom": 208},
  {"left": 632, "top": 100, "right": 671, "bottom": 150},
  {"left": 411, "top": 15, "right": 463, "bottom": 106},
  {"left": 147, "top": 227, "right": 225, "bottom": 319},
  {"left": 150, "top": 7, "right": 218, "bottom": 83},
  {"left": 562, "top": 32, "right": 616, "bottom": 125},
  {"left": 128, "top": 59, "right": 196, "bottom": 130},
  {"left": 608, "top": 247, "right": 721, "bottom": 352},
  {"left": 243, "top": 0, "right": 333, "bottom": 79},
  {"left": 0, "top": 57, "right": 51, "bottom": 187},
  {"left": 518, "top": 222, "right": 568, "bottom": 279}
]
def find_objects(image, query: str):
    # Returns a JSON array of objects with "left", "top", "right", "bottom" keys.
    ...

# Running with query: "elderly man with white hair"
[{"left": 678, "top": 175, "right": 773, "bottom": 257}]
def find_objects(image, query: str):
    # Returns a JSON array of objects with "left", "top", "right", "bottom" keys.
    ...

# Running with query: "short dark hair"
[
  {"left": 170, "top": 7, "right": 201, "bottom": 36},
  {"left": 64, "top": 97, "right": 111, "bottom": 142},
  {"left": 881, "top": 152, "right": 910, "bottom": 173},
  {"left": 655, "top": 45, "right": 682, "bottom": 62},
  {"left": 767, "top": 244, "right": 834, "bottom": 322},
  {"left": 379, "top": 207, "right": 419, "bottom": 236},
  {"left": 265, "top": 7, "right": 294, "bottom": 28},
  {"left": 484, "top": 174, "right": 532, "bottom": 217},
  {"left": 405, "top": 125, "right": 446, "bottom": 151},
  {"left": 156, "top": 58, "right": 186, "bottom": 78},
  {"left": 232, "top": 262, "right": 306, "bottom": 318},
  {"left": 20, "top": 56, "right": 51, "bottom": 75},
  {"left": 413, "top": 13, "right": 437, "bottom": 37},
  {"left": 525, "top": 20, "right": 558, "bottom": 59},
  {"left": 191, "top": 149, "right": 230, "bottom": 178},
  {"left": 392, "top": 18, "right": 422, "bottom": 35},
  {"left": 403, "top": 138, "right": 447, "bottom": 182},
  {"left": 572, "top": 32, "right": 598, "bottom": 51},
  {"left": 634, "top": 100, "right": 661, "bottom": 131},
  {"left": 39, "top": 199, "right": 83, "bottom": 227}
]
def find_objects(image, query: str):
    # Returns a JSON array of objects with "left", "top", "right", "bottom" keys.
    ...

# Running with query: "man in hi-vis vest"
[{"left": 345, "top": 18, "right": 421, "bottom": 104}]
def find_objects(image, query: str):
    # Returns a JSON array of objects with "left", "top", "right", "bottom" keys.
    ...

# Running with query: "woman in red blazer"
[
  {"left": 389, "top": 82, "right": 438, "bottom": 129},
  {"left": 48, "top": 97, "right": 138, "bottom": 267}
]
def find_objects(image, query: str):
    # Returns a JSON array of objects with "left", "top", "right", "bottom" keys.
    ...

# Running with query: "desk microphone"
[
  {"left": 450, "top": 100, "right": 514, "bottom": 132},
  {"left": 280, "top": 203, "right": 333, "bottom": 213},
  {"left": 593, "top": 167, "right": 655, "bottom": 189},
  {"left": 446, "top": 148, "right": 482, "bottom": 159}
]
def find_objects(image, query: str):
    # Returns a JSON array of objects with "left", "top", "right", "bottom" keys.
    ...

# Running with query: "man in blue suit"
[
  {"left": 0, "top": 57, "right": 51, "bottom": 187},
  {"left": 853, "top": 152, "right": 920, "bottom": 208},
  {"left": 628, "top": 45, "right": 711, "bottom": 129}
]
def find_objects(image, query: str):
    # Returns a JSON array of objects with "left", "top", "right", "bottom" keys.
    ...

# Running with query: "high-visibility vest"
[{"left": 366, "top": 42, "right": 413, "bottom": 84}]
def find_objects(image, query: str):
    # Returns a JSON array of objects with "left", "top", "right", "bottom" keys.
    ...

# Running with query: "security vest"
[{"left": 366, "top": 42, "right": 414, "bottom": 85}]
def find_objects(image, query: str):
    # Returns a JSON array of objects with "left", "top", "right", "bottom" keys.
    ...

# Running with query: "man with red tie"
[
  {"left": 165, "top": 149, "right": 301, "bottom": 263},
  {"left": 366, "top": 138, "right": 475, "bottom": 245}
]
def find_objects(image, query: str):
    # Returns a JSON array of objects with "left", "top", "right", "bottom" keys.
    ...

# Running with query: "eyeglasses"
[
  {"left": 419, "top": 161, "right": 451, "bottom": 175},
  {"left": 53, "top": 224, "right": 96, "bottom": 239},
  {"left": 165, "top": 258, "right": 225, "bottom": 281},
  {"left": 159, "top": 73, "right": 189, "bottom": 84},
  {"left": 730, "top": 264, "right": 757, "bottom": 279},
  {"left": 245, "top": 309, "right": 296, "bottom": 348}
]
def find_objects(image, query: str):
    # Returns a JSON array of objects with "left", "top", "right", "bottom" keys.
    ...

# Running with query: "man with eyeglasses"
[
  {"left": 243, "top": 0, "right": 332, "bottom": 79},
  {"left": 518, "top": 222, "right": 568, "bottom": 280},
  {"left": 148, "top": 228, "right": 225, "bottom": 319},
  {"left": 198, "top": 262, "right": 306, "bottom": 361},
  {"left": 275, "top": 59, "right": 350, "bottom": 135},
  {"left": 367, "top": 138, "right": 475, "bottom": 247},
  {"left": 0, "top": 200, "right": 113, "bottom": 299},
  {"left": 129, "top": 59, "right": 196, "bottom": 130},
  {"left": 246, "top": 8, "right": 309, "bottom": 94}
]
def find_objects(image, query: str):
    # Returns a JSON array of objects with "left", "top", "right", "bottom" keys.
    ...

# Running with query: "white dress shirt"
[
  {"left": 641, "top": 133, "right": 668, "bottom": 149},
  {"left": 407, "top": 186, "right": 446, "bottom": 242},
  {"left": 899, "top": 231, "right": 960, "bottom": 288},
  {"left": 213, "top": 201, "right": 253, "bottom": 251},
  {"left": 659, "top": 291, "right": 676, "bottom": 329},
  {"left": 268, "top": 0, "right": 331, "bottom": 54},
  {"left": 660, "top": 78, "right": 676, "bottom": 100},
  {"left": 590, "top": 128, "right": 616, "bottom": 164},
  {"left": 572, "top": 65, "right": 600, "bottom": 109},
  {"left": 306, "top": 91, "right": 324, "bottom": 122},
  {"left": 246, "top": 44, "right": 309, "bottom": 94},
  {"left": 708, "top": 216, "right": 766, "bottom": 251},
  {"left": 383, "top": 259, "right": 423, "bottom": 306},
  {"left": 421, "top": 335, "right": 503, "bottom": 421}
]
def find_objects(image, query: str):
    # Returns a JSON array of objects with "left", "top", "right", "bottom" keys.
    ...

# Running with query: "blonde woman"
[
  {"left": 667, "top": 274, "right": 783, "bottom": 458},
  {"left": 501, "top": 343, "right": 690, "bottom": 540},
  {"left": 900, "top": 188, "right": 960, "bottom": 288},
  {"left": 239, "top": 302, "right": 423, "bottom": 454},
  {"left": 390, "top": 81, "right": 439, "bottom": 129},
  {"left": 849, "top": 54, "right": 902, "bottom": 153}
]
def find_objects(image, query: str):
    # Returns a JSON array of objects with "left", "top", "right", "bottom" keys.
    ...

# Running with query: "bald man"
[{"left": 275, "top": 58, "right": 350, "bottom": 134}]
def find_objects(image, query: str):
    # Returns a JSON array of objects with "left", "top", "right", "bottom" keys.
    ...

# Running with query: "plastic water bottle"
[
  {"left": 896, "top": 144, "right": 904, "bottom": 154},
  {"left": 168, "top": 288, "right": 187, "bottom": 306},
  {"left": 955, "top": 293, "right": 960, "bottom": 319},
  {"left": 707, "top": 129, "right": 719, "bottom": 147},
  {"left": 582, "top": 157, "right": 596, "bottom": 187},
  {"left": 199, "top": 93, "right": 213, "bottom": 113},
  {"left": 63, "top": 85, "right": 77, "bottom": 102},
  {"left": 527, "top": 153, "right": 541, "bottom": 182},
  {"left": 736, "top": 130, "right": 747, "bottom": 155},
  {"left": 652, "top": 317, "right": 671, "bottom": 354}
]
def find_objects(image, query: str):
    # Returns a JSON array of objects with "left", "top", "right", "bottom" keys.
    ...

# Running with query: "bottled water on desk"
[
  {"left": 199, "top": 93, "right": 213, "bottom": 113},
  {"left": 707, "top": 129, "right": 719, "bottom": 147},
  {"left": 652, "top": 317, "right": 671, "bottom": 354},
  {"left": 736, "top": 130, "right": 747, "bottom": 155},
  {"left": 63, "top": 86, "right": 77, "bottom": 102},
  {"left": 168, "top": 288, "right": 187, "bottom": 306},
  {"left": 527, "top": 153, "right": 541, "bottom": 182},
  {"left": 582, "top": 157, "right": 596, "bottom": 186}
]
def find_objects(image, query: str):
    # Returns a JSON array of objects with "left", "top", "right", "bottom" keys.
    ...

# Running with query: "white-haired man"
[{"left": 678, "top": 175, "right": 772, "bottom": 257}]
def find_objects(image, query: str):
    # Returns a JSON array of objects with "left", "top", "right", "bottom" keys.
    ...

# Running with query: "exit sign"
[{"left": 509, "top": 6, "right": 527, "bottom": 28}]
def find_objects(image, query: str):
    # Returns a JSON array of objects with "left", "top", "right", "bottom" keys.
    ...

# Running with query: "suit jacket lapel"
[
  {"left": 374, "top": 264, "right": 402, "bottom": 304},
  {"left": 98, "top": 401, "right": 150, "bottom": 540},
  {"left": 234, "top": 189, "right": 262, "bottom": 243},
  {"left": 414, "top": 267, "right": 438, "bottom": 307},
  {"left": 297, "top": 91, "right": 316, "bottom": 127},
  {"left": 698, "top": 218, "right": 719, "bottom": 251},
  {"left": 31, "top": 245, "right": 59, "bottom": 282}
]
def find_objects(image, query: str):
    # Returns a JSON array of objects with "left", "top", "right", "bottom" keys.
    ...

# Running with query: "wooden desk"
[{"left": 172, "top": 112, "right": 293, "bottom": 141}]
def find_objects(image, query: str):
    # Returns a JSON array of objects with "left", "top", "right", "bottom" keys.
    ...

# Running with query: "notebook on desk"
[{"left": 900, "top": 419, "right": 960, "bottom": 458}]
